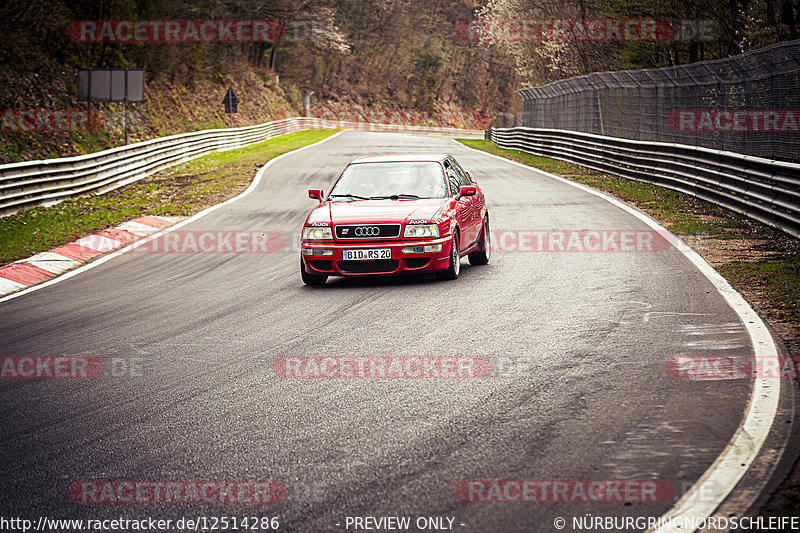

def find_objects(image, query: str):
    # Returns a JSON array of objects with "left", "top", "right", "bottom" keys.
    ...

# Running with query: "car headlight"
[
  {"left": 403, "top": 224, "right": 440, "bottom": 238},
  {"left": 302, "top": 226, "right": 333, "bottom": 240}
]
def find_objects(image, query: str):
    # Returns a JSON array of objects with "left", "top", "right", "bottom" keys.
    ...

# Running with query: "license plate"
[{"left": 342, "top": 248, "right": 391, "bottom": 261}]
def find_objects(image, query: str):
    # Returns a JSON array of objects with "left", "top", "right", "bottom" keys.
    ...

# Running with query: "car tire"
[
  {"left": 301, "top": 257, "right": 327, "bottom": 285},
  {"left": 436, "top": 234, "right": 460, "bottom": 280},
  {"left": 468, "top": 216, "right": 490, "bottom": 266}
]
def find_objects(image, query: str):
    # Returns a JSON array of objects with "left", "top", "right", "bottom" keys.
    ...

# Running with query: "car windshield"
[{"left": 329, "top": 162, "right": 447, "bottom": 200}]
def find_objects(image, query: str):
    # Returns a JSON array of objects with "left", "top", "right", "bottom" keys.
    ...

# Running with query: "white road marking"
[
  {"left": 18, "top": 252, "right": 81, "bottom": 274},
  {"left": 453, "top": 139, "right": 782, "bottom": 533},
  {"left": 0, "top": 130, "right": 346, "bottom": 304},
  {"left": 0, "top": 277, "right": 26, "bottom": 293},
  {"left": 116, "top": 221, "right": 165, "bottom": 236},
  {"left": 74, "top": 235, "right": 121, "bottom": 252}
]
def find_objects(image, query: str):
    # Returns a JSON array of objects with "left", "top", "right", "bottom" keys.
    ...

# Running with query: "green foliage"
[
  {"left": 718, "top": 259, "right": 800, "bottom": 322},
  {"left": 1, "top": 0, "right": 796, "bottom": 163},
  {"left": 0, "top": 129, "right": 338, "bottom": 264}
]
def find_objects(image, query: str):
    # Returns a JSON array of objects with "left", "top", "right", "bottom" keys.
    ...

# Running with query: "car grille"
[
  {"left": 338, "top": 260, "right": 399, "bottom": 274},
  {"left": 335, "top": 224, "right": 401, "bottom": 239}
]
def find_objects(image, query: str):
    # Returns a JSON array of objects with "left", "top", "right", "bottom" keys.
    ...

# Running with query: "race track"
[{"left": 0, "top": 131, "right": 786, "bottom": 532}]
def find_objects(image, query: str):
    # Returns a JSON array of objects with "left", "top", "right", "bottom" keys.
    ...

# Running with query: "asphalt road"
[{"left": 0, "top": 131, "right": 771, "bottom": 532}]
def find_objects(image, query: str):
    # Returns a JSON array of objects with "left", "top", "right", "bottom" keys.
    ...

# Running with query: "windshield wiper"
[
  {"left": 370, "top": 194, "right": 422, "bottom": 200},
  {"left": 329, "top": 193, "right": 371, "bottom": 200}
]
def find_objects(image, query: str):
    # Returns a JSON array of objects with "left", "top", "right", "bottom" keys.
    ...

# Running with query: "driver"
[{"left": 411, "top": 164, "right": 446, "bottom": 197}]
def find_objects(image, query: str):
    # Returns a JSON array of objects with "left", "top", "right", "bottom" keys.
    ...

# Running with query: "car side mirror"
[
  {"left": 457, "top": 185, "right": 477, "bottom": 199},
  {"left": 308, "top": 189, "right": 324, "bottom": 202}
]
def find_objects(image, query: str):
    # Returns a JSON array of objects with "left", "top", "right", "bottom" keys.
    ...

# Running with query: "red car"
[{"left": 300, "top": 154, "right": 490, "bottom": 285}]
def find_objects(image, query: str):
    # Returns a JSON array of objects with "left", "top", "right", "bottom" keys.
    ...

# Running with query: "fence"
[
  {"left": 517, "top": 39, "right": 800, "bottom": 162},
  {"left": 487, "top": 127, "right": 800, "bottom": 238},
  {"left": 0, "top": 117, "right": 482, "bottom": 215}
]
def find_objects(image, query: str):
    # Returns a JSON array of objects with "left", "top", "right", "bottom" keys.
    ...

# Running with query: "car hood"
[{"left": 307, "top": 198, "right": 447, "bottom": 225}]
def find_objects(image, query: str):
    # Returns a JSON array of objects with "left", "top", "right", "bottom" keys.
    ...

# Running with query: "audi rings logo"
[
  {"left": 336, "top": 224, "right": 400, "bottom": 239},
  {"left": 354, "top": 226, "right": 380, "bottom": 237}
]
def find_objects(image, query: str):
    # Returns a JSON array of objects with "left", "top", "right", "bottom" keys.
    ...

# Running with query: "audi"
[{"left": 300, "top": 154, "right": 490, "bottom": 285}]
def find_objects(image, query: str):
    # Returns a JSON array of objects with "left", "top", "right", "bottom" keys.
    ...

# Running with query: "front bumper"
[{"left": 301, "top": 236, "right": 451, "bottom": 276}]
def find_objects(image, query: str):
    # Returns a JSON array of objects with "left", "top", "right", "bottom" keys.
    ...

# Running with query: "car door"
[
  {"left": 445, "top": 159, "right": 475, "bottom": 247},
  {"left": 454, "top": 160, "right": 483, "bottom": 246},
  {"left": 459, "top": 162, "right": 485, "bottom": 221}
]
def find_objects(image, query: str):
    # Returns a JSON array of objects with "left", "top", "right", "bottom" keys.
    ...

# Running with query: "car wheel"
[
  {"left": 301, "top": 257, "right": 327, "bottom": 285},
  {"left": 468, "top": 215, "right": 490, "bottom": 266},
  {"left": 436, "top": 234, "right": 460, "bottom": 280}
]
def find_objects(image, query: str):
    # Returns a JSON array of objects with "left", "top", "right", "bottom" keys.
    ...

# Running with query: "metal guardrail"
[
  {"left": 487, "top": 127, "right": 800, "bottom": 239},
  {"left": 0, "top": 117, "right": 482, "bottom": 215}
]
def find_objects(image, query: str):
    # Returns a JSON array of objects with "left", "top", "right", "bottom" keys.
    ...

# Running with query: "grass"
[
  {"left": 0, "top": 129, "right": 339, "bottom": 265},
  {"left": 457, "top": 139, "right": 780, "bottom": 238},
  {"left": 717, "top": 259, "right": 800, "bottom": 322}
]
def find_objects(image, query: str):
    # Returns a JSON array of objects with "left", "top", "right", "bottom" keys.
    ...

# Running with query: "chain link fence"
[{"left": 516, "top": 39, "right": 800, "bottom": 162}]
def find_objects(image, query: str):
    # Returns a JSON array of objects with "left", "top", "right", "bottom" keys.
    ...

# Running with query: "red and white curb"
[{"left": 0, "top": 215, "right": 185, "bottom": 297}]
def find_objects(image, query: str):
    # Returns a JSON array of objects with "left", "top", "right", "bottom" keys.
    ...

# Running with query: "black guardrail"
[{"left": 487, "top": 127, "right": 800, "bottom": 239}]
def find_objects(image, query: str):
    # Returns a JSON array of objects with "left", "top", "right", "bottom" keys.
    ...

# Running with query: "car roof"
[{"left": 349, "top": 154, "right": 451, "bottom": 164}]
